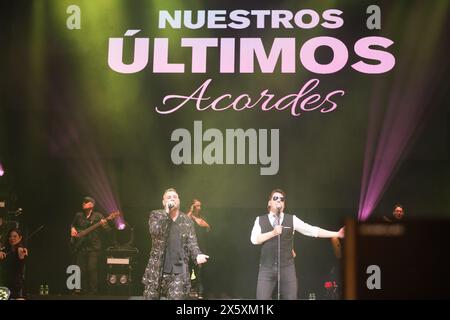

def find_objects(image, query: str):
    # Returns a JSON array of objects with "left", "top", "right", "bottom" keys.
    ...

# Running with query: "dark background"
[{"left": 0, "top": 0, "right": 449, "bottom": 298}]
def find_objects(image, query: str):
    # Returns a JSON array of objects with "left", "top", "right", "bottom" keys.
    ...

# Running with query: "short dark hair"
[
  {"left": 268, "top": 189, "right": 286, "bottom": 201},
  {"left": 163, "top": 188, "right": 178, "bottom": 198},
  {"left": 393, "top": 204, "right": 404, "bottom": 211}
]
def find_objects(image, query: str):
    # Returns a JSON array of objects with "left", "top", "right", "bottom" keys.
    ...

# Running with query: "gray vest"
[{"left": 259, "top": 214, "right": 294, "bottom": 267}]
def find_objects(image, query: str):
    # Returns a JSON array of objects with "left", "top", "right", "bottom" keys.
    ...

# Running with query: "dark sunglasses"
[{"left": 272, "top": 196, "right": 285, "bottom": 202}]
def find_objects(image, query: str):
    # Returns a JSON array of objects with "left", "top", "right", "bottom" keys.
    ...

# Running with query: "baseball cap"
[{"left": 82, "top": 196, "right": 96, "bottom": 205}]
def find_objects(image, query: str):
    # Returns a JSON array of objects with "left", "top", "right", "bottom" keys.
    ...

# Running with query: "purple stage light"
[
  {"left": 359, "top": 73, "right": 442, "bottom": 221},
  {"left": 50, "top": 98, "right": 123, "bottom": 228},
  {"left": 358, "top": 3, "right": 448, "bottom": 220},
  {"left": 0, "top": 163, "right": 4, "bottom": 177}
]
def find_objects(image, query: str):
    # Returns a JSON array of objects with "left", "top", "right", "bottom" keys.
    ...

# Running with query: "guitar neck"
[
  {"left": 75, "top": 212, "right": 118, "bottom": 238},
  {"left": 77, "top": 221, "right": 105, "bottom": 238}
]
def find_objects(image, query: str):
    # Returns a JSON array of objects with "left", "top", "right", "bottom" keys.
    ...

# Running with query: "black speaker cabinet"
[{"left": 343, "top": 219, "right": 450, "bottom": 299}]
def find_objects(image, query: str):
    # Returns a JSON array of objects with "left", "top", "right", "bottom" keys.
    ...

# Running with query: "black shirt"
[
  {"left": 163, "top": 216, "right": 184, "bottom": 274},
  {"left": 71, "top": 211, "right": 107, "bottom": 251}
]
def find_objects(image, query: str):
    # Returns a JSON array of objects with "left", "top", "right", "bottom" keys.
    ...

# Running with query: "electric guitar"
[{"left": 70, "top": 211, "right": 119, "bottom": 252}]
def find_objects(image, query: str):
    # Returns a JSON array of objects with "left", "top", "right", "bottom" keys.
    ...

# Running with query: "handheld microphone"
[
  {"left": 276, "top": 204, "right": 282, "bottom": 214},
  {"left": 168, "top": 202, "right": 175, "bottom": 210}
]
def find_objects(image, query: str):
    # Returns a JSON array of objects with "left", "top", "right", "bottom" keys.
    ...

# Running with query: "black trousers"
[
  {"left": 256, "top": 264, "right": 298, "bottom": 300},
  {"left": 4, "top": 275, "right": 25, "bottom": 299},
  {"left": 76, "top": 250, "right": 100, "bottom": 294}
]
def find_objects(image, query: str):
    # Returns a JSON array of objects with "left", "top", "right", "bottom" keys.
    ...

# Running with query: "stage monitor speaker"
[{"left": 343, "top": 219, "right": 450, "bottom": 299}]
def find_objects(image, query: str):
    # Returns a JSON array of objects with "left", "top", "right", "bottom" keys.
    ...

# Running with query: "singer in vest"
[
  {"left": 250, "top": 189, "right": 345, "bottom": 300},
  {"left": 142, "top": 188, "right": 209, "bottom": 299}
]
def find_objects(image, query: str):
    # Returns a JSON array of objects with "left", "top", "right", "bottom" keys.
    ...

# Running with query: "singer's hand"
[
  {"left": 0, "top": 251, "right": 6, "bottom": 260},
  {"left": 337, "top": 227, "right": 345, "bottom": 238},
  {"left": 273, "top": 225, "right": 282, "bottom": 236},
  {"left": 196, "top": 254, "right": 209, "bottom": 264},
  {"left": 165, "top": 201, "right": 175, "bottom": 213},
  {"left": 71, "top": 227, "right": 78, "bottom": 237}
]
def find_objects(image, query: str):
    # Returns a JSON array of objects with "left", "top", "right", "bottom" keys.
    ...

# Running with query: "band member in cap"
[
  {"left": 70, "top": 196, "right": 109, "bottom": 294},
  {"left": 142, "top": 188, "right": 209, "bottom": 300},
  {"left": 250, "top": 189, "right": 344, "bottom": 300}
]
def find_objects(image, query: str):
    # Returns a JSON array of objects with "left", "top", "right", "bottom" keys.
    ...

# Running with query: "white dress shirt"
[{"left": 250, "top": 211, "right": 320, "bottom": 245}]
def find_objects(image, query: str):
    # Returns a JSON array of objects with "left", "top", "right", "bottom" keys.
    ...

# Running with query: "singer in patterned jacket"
[{"left": 142, "top": 188, "right": 209, "bottom": 299}]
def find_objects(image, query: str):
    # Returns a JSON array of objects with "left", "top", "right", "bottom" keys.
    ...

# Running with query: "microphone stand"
[{"left": 276, "top": 209, "right": 281, "bottom": 300}]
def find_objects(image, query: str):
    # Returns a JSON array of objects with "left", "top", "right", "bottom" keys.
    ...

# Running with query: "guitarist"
[{"left": 70, "top": 196, "right": 110, "bottom": 295}]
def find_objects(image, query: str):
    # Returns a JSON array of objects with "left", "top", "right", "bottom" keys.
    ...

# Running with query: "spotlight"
[
  {"left": 108, "top": 274, "right": 117, "bottom": 285},
  {"left": 0, "top": 164, "right": 4, "bottom": 177},
  {"left": 113, "top": 222, "right": 134, "bottom": 248},
  {"left": 119, "top": 274, "right": 128, "bottom": 285}
]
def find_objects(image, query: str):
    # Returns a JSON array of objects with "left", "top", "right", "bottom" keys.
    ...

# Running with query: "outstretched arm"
[
  {"left": 294, "top": 215, "right": 344, "bottom": 238},
  {"left": 318, "top": 227, "right": 344, "bottom": 238}
]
